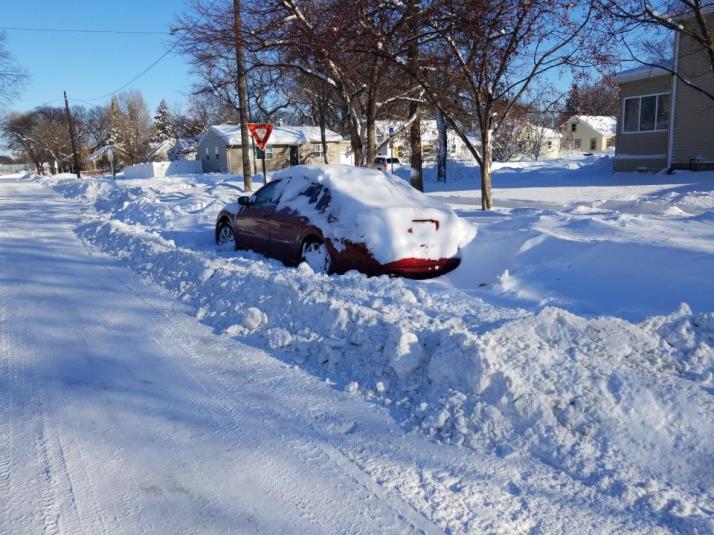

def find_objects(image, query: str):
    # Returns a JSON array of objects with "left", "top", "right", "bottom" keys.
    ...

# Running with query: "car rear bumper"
[{"left": 383, "top": 257, "right": 461, "bottom": 279}]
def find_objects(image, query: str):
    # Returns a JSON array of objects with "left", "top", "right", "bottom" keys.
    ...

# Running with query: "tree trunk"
[
  {"left": 319, "top": 109, "right": 328, "bottom": 164},
  {"left": 436, "top": 108, "right": 447, "bottom": 182},
  {"left": 233, "top": 0, "right": 253, "bottom": 191},
  {"left": 348, "top": 117, "right": 364, "bottom": 166},
  {"left": 480, "top": 127, "right": 493, "bottom": 210},
  {"left": 407, "top": 0, "right": 422, "bottom": 190},
  {"left": 366, "top": 112, "right": 377, "bottom": 167},
  {"left": 409, "top": 107, "right": 422, "bottom": 190}
]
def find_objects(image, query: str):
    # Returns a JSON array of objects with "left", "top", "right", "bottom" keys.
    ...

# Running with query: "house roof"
[
  {"left": 613, "top": 61, "right": 672, "bottom": 84},
  {"left": 89, "top": 145, "right": 113, "bottom": 160},
  {"left": 569, "top": 115, "right": 617, "bottom": 137},
  {"left": 208, "top": 124, "right": 342, "bottom": 146},
  {"left": 147, "top": 138, "right": 197, "bottom": 159},
  {"left": 528, "top": 124, "right": 562, "bottom": 138}
]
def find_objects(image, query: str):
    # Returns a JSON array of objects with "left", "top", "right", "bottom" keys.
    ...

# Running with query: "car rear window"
[{"left": 299, "top": 182, "right": 330, "bottom": 211}]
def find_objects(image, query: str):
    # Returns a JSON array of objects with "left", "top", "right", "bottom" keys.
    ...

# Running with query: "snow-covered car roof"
[
  {"left": 271, "top": 165, "right": 476, "bottom": 264},
  {"left": 210, "top": 124, "right": 343, "bottom": 146}
]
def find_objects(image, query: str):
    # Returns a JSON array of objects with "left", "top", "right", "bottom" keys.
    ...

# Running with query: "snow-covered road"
[
  {"left": 2, "top": 171, "right": 712, "bottom": 534},
  {"left": 0, "top": 176, "right": 444, "bottom": 534}
]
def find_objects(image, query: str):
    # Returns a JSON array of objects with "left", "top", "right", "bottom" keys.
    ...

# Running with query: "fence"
[{"left": 121, "top": 160, "right": 203, "bottom": 179}]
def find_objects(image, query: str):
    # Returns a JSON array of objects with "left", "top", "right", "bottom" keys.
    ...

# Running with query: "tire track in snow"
[
  {"left": 0, "top": 252, "right": 13, "bottom": 517},
  {"left": 0, "top": 208, "right": 105, "bottom": 535},
  {"left": 88, "top": 249, "right": 439, "bottom": 533},
  {"left": 137, "top": 291, "right": 438, "bottom": 533}
]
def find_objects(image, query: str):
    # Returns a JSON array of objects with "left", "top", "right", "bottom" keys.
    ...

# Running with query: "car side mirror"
[{"left": 238, "top": 196, "right": 251, "bottom": 206}]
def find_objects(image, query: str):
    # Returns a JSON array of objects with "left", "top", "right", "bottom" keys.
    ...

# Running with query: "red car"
[{"left": 215, "top": 166, "right": 470, "bottom": 278}]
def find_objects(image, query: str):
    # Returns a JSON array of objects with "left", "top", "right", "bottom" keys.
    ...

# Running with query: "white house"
[
  {"left": 561, "top": 115, "right": 617, "bottom": 152},
  {"left": 374, "top": 120, "right": 480, "bottom": 162},
  {"left": 146, "top": 138, "right": 198, "bottom": 162}
]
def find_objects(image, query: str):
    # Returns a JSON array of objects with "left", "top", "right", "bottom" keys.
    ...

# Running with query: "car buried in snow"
[{"left": 215, "top": 165, "right": 475, "bottom": 279}]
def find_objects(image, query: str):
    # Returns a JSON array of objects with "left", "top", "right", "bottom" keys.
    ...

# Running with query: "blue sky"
[{"left": 2, "top": 0, "right": 193, "bottom": 114}]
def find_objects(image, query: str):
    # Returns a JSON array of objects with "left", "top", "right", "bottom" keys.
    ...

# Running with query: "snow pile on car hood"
[{"left": 272, "top": 165, "right": 476, "bottom": 263}]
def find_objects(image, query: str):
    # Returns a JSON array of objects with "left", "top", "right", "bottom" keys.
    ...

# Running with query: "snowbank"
[
  {"left": 122, "top": 160, "right": 203, "bottom": 179},
  {"left": 272, "top": 165, "right": 476, "bottom": 263},
  {"left": 30, "top": 162, "right": 714, "bottom": 530}
]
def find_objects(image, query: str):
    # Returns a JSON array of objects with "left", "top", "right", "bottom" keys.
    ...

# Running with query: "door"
[
  {"left": 289, "top": 146, "right": 299, "bottom": 166},
  {"left": 270, "top": 206, "right": 308, "bottom": 264},
  {"left": 234, "top": 181, "right": 280, "bottom": 255}
]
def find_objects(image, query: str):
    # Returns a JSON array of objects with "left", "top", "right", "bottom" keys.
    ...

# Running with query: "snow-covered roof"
[
  {"left": 89, "top": 145, "right": 113, "bottom": 160},
  {"left": 208, "top": 124, "right": 342, "bottom": 146},
  {"left": 147, "top": 138, "right": 198, "bottom": 159},
  {"left": 613, "top": 62, "right": 672, "bottom": 84},
  {"left": 527, "top": 124, "right": 562, "bottom": 138},
  {"left": 569, "top": 115, "right": 617, "bottom": 137}
]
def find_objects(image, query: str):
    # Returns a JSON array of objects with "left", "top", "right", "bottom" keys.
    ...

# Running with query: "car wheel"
[
  {"left": 301, "top": 238, "right": 332, "bottom": 274},
  {"left": 216, "top": 220, "right": 236, "bottom": 251}
]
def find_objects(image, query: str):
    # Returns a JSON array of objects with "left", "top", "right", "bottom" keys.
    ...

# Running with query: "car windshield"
[{"left": 253, "top": 180, "right": 281, "bottom": 204}]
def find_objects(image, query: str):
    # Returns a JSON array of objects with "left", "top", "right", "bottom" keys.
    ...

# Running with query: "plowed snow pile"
[{"left": 30, "top": 158, "right": 714, "bottom": 531}]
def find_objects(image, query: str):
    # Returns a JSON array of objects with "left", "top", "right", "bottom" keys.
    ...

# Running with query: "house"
[
  {"left": 374, "top": 120, "right": 480, "bottom": 162},
  {"left": 197, "top": 124, "right": 343, "bottom": 174},
  {"left": 613, "top": 10, "right": 714, "bottom": 171},
  {"left": 561, "top": 116, "right": 616, "bottom": 152},
  {"left": 147, "top": 138, "right": 198, "bottom": 162},
  {"left": 521, "top": 124, "right": 563, "bottom": 159}
]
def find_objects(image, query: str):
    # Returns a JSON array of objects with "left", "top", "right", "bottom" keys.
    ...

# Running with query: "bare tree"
[
  {"left": 393, "top": 0, "right": 608, "bottom": 209},
  {"left": 0, "top": 32, "right": 27, "bottom": 105},
  {"left": 2, "top": 107, "right": 76, "bottom": 174},
  {"left": 600, "top": 0, "right": 714, "bottom": 103}
]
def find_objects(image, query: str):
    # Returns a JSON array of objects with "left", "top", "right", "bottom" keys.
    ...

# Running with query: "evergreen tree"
[
  {"left": 153, "top": 99, "right": 174, "bottom": 142},
  {"left": 106, "top": 98, "right": 125, "bottom": 153},
  {"left": 563, "top": 83, "right": 583, "bottom": 121}
]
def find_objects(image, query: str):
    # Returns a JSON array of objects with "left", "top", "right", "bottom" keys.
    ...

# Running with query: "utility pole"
[
  {"left": 233, "top": 0, "right": 252, "bottom": 192},
  {"left": 63, "top": 91, "right": 82, "bottom": 178}
]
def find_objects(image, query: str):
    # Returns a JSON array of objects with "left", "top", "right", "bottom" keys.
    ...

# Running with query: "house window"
[
  {"left": 215, "top": 146, "right": 219, "bottom": 159},
  {"left": 571, "top": 123, "right": 577, "bottom": 132},
  {"left": 623, "top": 93, "right": 671, "bottom": 132},
  {"left": 575, "top": 139, "right": 582, "bottom": 149},
  {"left": 590, "top": 138, "right": 597, "bottom": 150},
  {"left": 255, "top": 145, "right": 273, "bottom": 160},
  {"left": 205, "top": 147, "right": 209, "bottom": 160},
  {"left": 546, "top": 140, "right": 552, "bottom": 150},
  {"left": 607, "top": 137, "right": 616, "bottom": 148},
  {"left": 311, "top": 143, "right": 323, "bottom": 157}
]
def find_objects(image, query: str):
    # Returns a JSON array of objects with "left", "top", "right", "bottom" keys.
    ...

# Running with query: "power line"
[
  {"left": 70, "top": 44, "right": 178, "bottom": 102},
  {"left": 22, "top": 0, "right": 220, "bottom": 107},
  {"left": 0, "top": 26, "right": 167, "bottom": 36},
  {"left": 67, "top": 0, "right": 220, "bottom": 104}
]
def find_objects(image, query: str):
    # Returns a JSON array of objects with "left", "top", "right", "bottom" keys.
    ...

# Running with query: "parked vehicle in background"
[
  {"left": 215, "top": 165, "right": 474, "bottom": 278},
  {"left": 373, "top": 157, "right": 400, "bottom": 171}
]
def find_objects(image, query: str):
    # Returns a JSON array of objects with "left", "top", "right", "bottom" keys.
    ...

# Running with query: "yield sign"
[{"left": 247, "top": 123, "right": 274, "bottom": 151}]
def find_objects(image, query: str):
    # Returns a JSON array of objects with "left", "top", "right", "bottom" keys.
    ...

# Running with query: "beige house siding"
[
  {"left": 672, "top": 16, "right": 714, "bottom": 169},
  {"left": 199, "top": 129, "right": 341, "bottom": 174},
  {"left": 199, "top": 130, "right": 230, "bottom": 173},
  {"left": 614, "top": 75, "right": 672, "bottom": 172},
  {"left": 225, "top": 142, "right": 341, "bottom": 173}
]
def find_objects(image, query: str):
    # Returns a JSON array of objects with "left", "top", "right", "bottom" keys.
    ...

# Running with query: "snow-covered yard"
[{"left": 4, "top": 153, "right": 713, "bottom": 533}]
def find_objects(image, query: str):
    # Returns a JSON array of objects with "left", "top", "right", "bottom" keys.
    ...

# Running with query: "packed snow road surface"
[
  {"left": 0, "top": 176, "right": 440, "bottom": 534},
  {"left": 3, "top": 158, "right": 714, "bottom": 533}
]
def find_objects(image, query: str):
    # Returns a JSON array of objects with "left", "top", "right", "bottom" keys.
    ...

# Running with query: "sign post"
[
  {"left": 389, "top": 126, "right": 395, "bottom": 173},
  {"left": 247, "top": 123, "right": 274, "bottom": 183}
]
